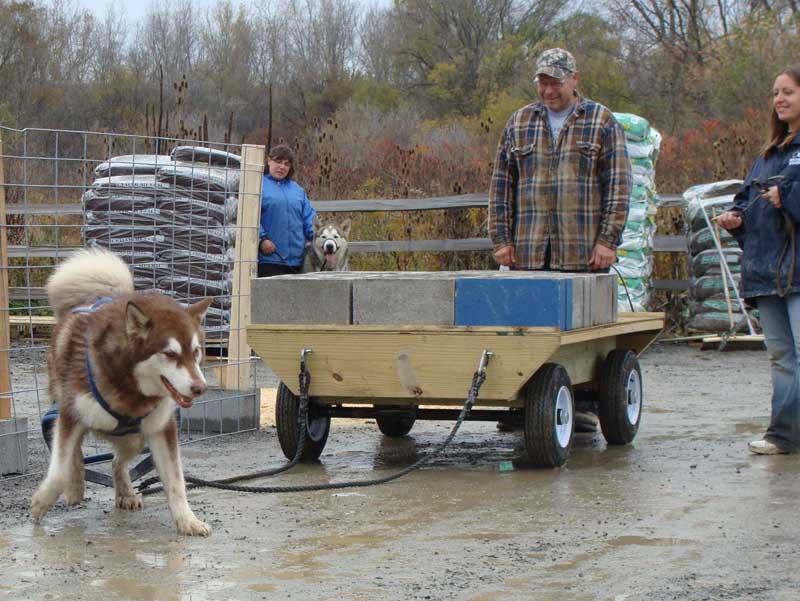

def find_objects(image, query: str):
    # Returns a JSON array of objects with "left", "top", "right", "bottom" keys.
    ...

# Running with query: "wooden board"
[
  {"left": 247, "top": 313, "right": 664, "bottom": 402},
  {"left": 219, "top": 144, "right": 265, "bottom": 390},
  {"left": 700, "top": 334, "right": 765, "bottom": 351}
]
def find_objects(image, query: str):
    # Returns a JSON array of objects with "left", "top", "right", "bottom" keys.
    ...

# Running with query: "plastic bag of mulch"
[
  {"left": 688, "top": 227, "right": 738, "bottom": 255},
  {"left": 157, "top": 164, "right": 240, "bottom": 193},
  {"left": 94, "top": 155, "right": 175, "bottom": 178},
  {"left": 683, "top": 179, "right": 743, "bottom": 203},
  {"left": 687, "top": 311, "right": 754, "bottom": 333},
  {"left": 170, "top": 146, "right": 241, "bottom": 168},
  {"left": 614, "top": 113, "right": 652, "bottom": 142},
  {"left": 690, "top": 274, "right": 741, "bottom": 300},
  {"left": 690, "top": 248, "right": 742, "bottom": 278},
  {"left": 685, "top": 194, "right": 737, "bottom": 233}
]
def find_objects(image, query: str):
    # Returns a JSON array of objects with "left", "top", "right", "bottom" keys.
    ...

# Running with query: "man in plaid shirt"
[{"left": 489, "top": 48, "right": 631, "bottom": 272}]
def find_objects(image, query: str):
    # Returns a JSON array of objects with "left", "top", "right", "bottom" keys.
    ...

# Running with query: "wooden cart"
[{"left": 247, "top": 312, "right": 664, "bottom": 467}]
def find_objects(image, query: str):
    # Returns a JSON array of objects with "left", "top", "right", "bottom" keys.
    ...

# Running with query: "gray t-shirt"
[{"left": 546, "top": 104, "right": 575, "bottom": 143}]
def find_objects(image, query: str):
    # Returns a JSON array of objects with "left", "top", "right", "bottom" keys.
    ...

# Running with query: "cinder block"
[
  {"left": 0, "top": 418, "right": 29, "bottom": 475},
  {"left": 180, "top": 388, "right": 259, "bottom": 434},
  {"left": 251, "top": 275, "right": 351, "bottom": 325},
  {"left": 353, "top": 278, "right": 454, "bottom": 325}
]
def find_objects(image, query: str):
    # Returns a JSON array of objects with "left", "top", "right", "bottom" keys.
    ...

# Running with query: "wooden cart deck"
[{"left": 247, "top": 312, "right": 664, "bottom": 406}]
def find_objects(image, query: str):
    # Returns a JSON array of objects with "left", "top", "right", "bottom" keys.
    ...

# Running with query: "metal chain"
[{"left": 139, "top": 350, "right": 493, "bottom": 496}]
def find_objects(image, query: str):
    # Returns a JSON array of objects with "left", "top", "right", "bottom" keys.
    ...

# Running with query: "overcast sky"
[{"left": 73, "top": 0, "right": 389, "bottom": 23}]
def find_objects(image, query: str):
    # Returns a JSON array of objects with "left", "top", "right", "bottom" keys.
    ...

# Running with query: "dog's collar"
[{"left": 75, "top": 297, "right": 144, "bottom": 436}]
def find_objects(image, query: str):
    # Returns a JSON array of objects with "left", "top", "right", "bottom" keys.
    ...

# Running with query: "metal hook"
[{"left": 478, "top": 350, "right": 494, "bottom": 375}]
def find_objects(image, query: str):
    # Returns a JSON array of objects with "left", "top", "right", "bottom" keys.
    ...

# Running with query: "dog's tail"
[{"left": 46, "top": 248, "right": 134, "bottom": 321}]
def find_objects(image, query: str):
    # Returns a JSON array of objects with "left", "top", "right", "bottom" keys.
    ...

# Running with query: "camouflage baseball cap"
[{"left": 534, "top": 48, "right": 577, "bottom": 81}]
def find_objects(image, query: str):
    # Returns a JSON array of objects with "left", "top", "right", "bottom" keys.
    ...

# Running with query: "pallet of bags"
[
  {"left": 681, "top": 179, "right": 757, "bottom": 333},
  {"left": 613, "top": 113, "right": 662, "bottom": 312},
  {"left": 82, "top": 147, "right": 241, "bottom": 338}
]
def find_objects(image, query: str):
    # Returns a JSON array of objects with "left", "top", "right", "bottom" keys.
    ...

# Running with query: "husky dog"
[
  {"left": 31, "top": 248, "right": 212, "bottom": 536},
  {"left": 303, "top": 218, "right": 351, "bottom": 272}
]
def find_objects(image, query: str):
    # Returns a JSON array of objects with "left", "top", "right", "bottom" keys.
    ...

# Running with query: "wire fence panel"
[{"left": 0, "top": 126, "right": 270, "bottom": 482}]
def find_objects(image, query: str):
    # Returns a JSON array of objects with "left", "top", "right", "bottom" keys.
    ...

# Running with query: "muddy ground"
[{"left": 1, "top": 342, "right": 799, "bottom": 601}]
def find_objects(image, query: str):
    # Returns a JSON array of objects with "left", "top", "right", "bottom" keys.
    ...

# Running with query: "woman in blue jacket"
[
  {"left": 258, "top": 144, "right": 316, "bottom": 276},
  {"left": 718, "top": 64, "right": 800, "bottom": 454}
]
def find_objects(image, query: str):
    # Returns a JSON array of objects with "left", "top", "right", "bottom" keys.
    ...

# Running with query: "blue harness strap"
[{"left": 73, "top": 297, "right": 146, "bottom": 437}]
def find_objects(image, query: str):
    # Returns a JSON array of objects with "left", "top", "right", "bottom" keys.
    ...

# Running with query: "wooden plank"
[
  {"left": 219, "top": 144, "right": 265, "bottom": 390},
  {"left": 9, "top": 287, "right": 48, "bottom": 301},
  {"left": 7, "top": 245, "right": 80, "bottom": 258},
  {"left": 651, "top": 279, "right": 690, "bottom": 291},
  {"left": 350, "top": 238, "right": 493, "bottom": 253},
  {"left": 0, "top": 132, "right": 11, "bottom": 420},
  {"left": 5, "top": 203, "right": 83, "bottom": 215},
  {"left": 248, "top": 325, "right": 562, "bottom": 401},
  {"left": 700, "top": 334, "right": 766, "bottom": 351},
  {"left": 8, "top": 315, "right": 56, "bottom": 326}
]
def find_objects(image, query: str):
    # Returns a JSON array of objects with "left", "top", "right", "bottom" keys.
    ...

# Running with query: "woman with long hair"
[{"left": 717, "top": 65, "right": 800, "bottom": 454}]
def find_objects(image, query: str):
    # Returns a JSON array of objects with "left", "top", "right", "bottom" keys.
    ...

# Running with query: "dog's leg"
[
  {"left": 62, "top": 441, "right": 85, "bottom": 506},
  {"left": 112, "top": 436, "right": 144, "bottom": 511},
  {"left": 147, "top": 420, "right": 210, "bottom": 536},
  {"left": 32, "top": 412, "right": 87, "bottom": 521}
]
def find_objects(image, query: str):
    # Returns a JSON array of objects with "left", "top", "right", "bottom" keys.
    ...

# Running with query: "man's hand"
[
  {"left": 494, "top": 245, "right": 516, "bottom": 267},
  {"left": 260, "top": 238, "right": 276, "bottom": 254},
  {"left": 715, "top": 211, "right": 743, "bottom": 230},
  {"left": 589, "top": 244, "right": 616, "bottom": 270}
]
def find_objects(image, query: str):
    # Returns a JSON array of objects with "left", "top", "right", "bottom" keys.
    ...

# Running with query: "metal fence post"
[{"left": 0, "top": 130, "right": 11, "bottom": 420}]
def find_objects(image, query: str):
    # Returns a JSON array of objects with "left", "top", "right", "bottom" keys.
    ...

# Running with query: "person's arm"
[
  {"left": 778, "top": 172, "right": 800, "bottom": 224},
  {"left": 259, "top": 177, "right": 273, "bottom": 253},
  {"left": 595, "top": 117, "right": 631, "bottom": 252},
  {"left": 301, "top": 189, "right": 317, "bottom": 241},
  {"left": 489, "top": 122, "right": 517, "bottom": 264}
]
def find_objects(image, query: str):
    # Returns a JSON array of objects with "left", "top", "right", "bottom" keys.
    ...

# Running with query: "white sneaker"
[{"left": 748, "top": 439, "right": 788, "bottom": 455}]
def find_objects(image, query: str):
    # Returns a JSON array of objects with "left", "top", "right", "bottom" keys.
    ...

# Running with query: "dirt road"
[{"left": 1, "top": 342, "right": 798, "bottom": 600}]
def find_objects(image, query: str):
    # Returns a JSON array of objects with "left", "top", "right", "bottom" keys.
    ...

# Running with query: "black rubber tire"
[
  {"left": 523, "top": 363, "right": 574, "bottom": 467},
  {"left": 598, "top": 350, "right": 642, "bottom": 445},
  {"left": 275, "top": 382, "right": 330, "bottom": 460},
  {"left": 376, "top": 416, "right": 415, "bottom": 437}
]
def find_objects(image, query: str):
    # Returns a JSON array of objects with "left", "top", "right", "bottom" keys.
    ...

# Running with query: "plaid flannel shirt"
[{"left": 489, "top": 96, "right": 631, "bottom": 271}]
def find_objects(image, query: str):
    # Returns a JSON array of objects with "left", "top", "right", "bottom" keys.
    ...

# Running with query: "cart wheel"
[
  {"left": 523, "top": 363, "right": 574, "bottom": 467},
  {"left": 376, "top": 415, "right": 415, "bottom": 437},
  {"left": 598, "top": 350, "right": 642, "bottom": 445},
  {"left": 275, "top": 382, "right": 330, "bottom": 461}
]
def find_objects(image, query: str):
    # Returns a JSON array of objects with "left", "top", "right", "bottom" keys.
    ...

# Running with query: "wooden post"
[
  {"left": 220, "top": 144, "right": 265, "bottom": 390},
  {"left": 0, "top": 131, "right": 11, "bottom": 420}
]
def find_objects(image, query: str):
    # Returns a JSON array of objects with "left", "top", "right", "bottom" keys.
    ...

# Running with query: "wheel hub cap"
[
  {"left": 625, "top": 370, "right": 642, "bottom": 424},
  {"left": 555, "top": 385, "right": 573, "bottom": 447}
]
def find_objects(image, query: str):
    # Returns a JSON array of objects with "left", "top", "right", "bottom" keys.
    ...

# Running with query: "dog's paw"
[
  {"left": 63, "top": 485, "right": 85, "bottom": 506},
  {"left": 116, "top": 493, "right": 143, "bottom": 511},
  {"left": 31, "top": 492, "right": 52, "bottom": 523},
  {"left": 176, "top": 516, "right": 211, "bottom": 537}
]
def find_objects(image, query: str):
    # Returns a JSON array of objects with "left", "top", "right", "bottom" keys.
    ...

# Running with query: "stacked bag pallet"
[
  {"left": 613, "top": 113, "right": 662, "bottom": 312},
  {"left": 82, "top": 146, "right": 241, "bottom": 337},
  {"left": 681, "top": 179, "right": 752, "bottom": 333}
]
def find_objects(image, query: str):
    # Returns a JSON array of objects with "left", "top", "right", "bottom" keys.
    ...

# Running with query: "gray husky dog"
[{"left": 303, "top": 217, "right": 351, "bottom": 272}]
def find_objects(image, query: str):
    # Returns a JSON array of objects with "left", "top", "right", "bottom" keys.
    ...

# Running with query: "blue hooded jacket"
[
  {"left": 259, "top": 174, "right": 316, "bottom": 267},
  {"left": 731, "top": 132, "right": 800, "bottom": 299}
]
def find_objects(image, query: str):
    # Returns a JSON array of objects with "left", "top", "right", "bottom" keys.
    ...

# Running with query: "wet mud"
[{"left": 2, "top": 343, "right": 799, "bottom": 600}]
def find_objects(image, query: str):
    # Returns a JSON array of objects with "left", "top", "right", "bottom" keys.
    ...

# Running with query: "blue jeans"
[{"left": 756, "top": 294, "right": 800, "bottom": 451}]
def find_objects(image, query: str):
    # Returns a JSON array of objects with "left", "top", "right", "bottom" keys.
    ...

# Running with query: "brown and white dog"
[{"left": 31, "top": 248, "right": 212, "bottom": 536}]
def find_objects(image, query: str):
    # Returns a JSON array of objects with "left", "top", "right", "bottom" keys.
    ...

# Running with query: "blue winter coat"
[
  {"left": 731, "top": 132, "right": 800, "bottom": 299},
  {"left": 259, "top": 175, "right": 316, "bottom": 267}
]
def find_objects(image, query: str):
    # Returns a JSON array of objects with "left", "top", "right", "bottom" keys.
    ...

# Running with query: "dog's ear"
[
  {"left": 313, "top": 215, "right": 322, "bottom": 231},
  {"left": 339, "top": 218, "right": 351, "bottom": 238},
  {"left": 126, "top": 301, "right": 151, "bottom": 341},
  {"left": 187, "top": 298, "right": 213, "bottom": 323}
]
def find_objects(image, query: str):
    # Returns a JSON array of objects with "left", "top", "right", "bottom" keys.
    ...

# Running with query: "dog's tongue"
[
  {"left": 161, "top": 376, "right": 193, "bottom": 408},
  {"left": 324, "top": 252, "right": 337, "bottom": 266}
]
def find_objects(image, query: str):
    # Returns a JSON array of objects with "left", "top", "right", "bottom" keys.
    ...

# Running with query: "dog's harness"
[{"left": 73, "top": 297, "right": 146, "bottom": 436}]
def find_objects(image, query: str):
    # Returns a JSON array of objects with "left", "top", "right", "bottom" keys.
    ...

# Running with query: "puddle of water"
[
  {"left": 247, "top": 583, "right": 277, "bottom": 593},
  {"left": 734, "top": 417, "right": 770, "bottom": 433},
  {"left": 89, "top": 577, "right": 180, "bottom": 601},
  {"left": 607, "top": 535, "right": 695, "bottom": 548}
]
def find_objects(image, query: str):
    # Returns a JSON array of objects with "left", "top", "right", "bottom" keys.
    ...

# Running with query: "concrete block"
[
  {"left": 0, "top": 418, "right": 29, "bottom": 475},
  {"left": 180, "top": 388, "right": 259, "bottom": 434},
  {"left": 353, "top": 278, "right": 454, "bottom": 325},
  {"left": 251, "top": 275, "right": 351, "bottom": 325}
]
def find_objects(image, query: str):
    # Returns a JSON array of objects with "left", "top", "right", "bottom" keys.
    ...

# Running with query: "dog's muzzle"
[{"left": 323, "top": 240, "right": 338, "bottom": 254}]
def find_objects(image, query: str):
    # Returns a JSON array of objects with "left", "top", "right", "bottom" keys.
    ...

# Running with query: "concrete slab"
[
  {"left": 352, "top": 278, "right": 454, "bottom": 325},
  {"left": 0, "top": 418, "right": 28, "bottom": 475},
  {"left": 180, "top": 388, "right": 259, "bottom": 434},
  {"left": 251, "top": 275, "right": 351, "bottom": 325}
]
